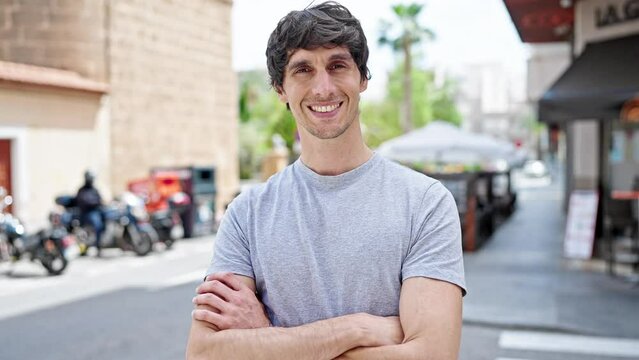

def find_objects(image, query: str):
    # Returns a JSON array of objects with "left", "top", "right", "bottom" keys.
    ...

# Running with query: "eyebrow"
[
  {"left": 327, "top": 53, "right": 353, "bottom": 62},
  {"left": 286, "top": 52, "right": 354, "bottom": 72}
]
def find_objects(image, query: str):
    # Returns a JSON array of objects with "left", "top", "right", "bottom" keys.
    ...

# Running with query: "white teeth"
[{"left": 311, "top": 104, "right": 339, "bottom": 113}]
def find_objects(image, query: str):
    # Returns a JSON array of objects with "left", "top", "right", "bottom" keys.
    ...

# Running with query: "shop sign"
[
  {"left": 564, "top": 190, "right": 599, "bottom": 259},
  {"left": 576, "top": 0, "right": 639, "bottom": 54},
  {"left": 596, "top": 0, "right": 639, "bottom": 28},
  {"left": 621, "top": 97, "right": 639, "bottom": 123}
]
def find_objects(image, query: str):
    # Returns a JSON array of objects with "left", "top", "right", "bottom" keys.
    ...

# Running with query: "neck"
[{"left": 299, "top": 122, "right": 373, "bottom": 176}]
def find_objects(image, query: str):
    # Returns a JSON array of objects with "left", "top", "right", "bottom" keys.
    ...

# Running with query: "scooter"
[
  {"left": 149, "top": 192, "right": 189, "bottom": 249},
  {"left": 1, "top": 192, "right": 77, "bottom": 275},
  {"left": 54, "top": 195, "right": 93, "bottom": 256},
  {"left": 54, "top": 192, "right": 157, "bottom": 256}
]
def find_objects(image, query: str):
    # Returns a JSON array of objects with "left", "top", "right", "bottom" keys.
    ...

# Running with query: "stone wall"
[
  {"left": 1, "top": 0, "right": 239, "bottom": 209},
  {"left": 108, "top": 0, "right": 238, "bottom": 207},
  {"left": 0, "top": 0, "right": 108, "bottom": 81}
]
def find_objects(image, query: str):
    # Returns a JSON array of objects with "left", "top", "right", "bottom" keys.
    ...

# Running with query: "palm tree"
[{"left": 379, "top": 3, "right": 435, "bottom": 133}]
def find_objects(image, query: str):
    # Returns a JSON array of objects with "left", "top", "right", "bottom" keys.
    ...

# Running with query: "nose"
[{"left": 311, "top": 69, "right": 336, "bottom": 98}]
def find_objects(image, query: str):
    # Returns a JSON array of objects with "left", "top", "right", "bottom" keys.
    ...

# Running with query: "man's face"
[{"left": 277, "top": 46, "right": 367, "bottom": 140}]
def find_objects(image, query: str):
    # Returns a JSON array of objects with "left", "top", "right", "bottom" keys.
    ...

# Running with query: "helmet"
[{"left": 84, "top": 170, "right": 96, "bottom": 184}]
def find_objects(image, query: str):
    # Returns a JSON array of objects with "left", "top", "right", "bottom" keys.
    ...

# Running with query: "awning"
[
  {"left": 503, "top": 0, "right": 574, "bottom": 43},
  {"left": 539, "top": 34, "right": 639, "bottom": 123}
]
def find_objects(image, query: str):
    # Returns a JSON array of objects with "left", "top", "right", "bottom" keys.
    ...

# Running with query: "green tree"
[
  {"left": 379, "top": 3, "right": 435, "bottom": 133},
  {"left": 431, "top": 76, "right": 462, "bottom": 126},
  {"left": 361, "top": 64, "right": 462, "bottom": 148},
  {"left": 237, "top": 70, "right": 297, "bottom": 179}
]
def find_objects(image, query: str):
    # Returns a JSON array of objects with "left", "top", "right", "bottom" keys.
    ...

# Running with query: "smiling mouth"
[{"left": 308, "top": 102, "right": 343, "bottom": 113}]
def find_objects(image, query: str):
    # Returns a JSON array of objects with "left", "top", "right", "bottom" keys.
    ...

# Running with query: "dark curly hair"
[{"left": 266, "top": 1, "right": 371, "bottom": 91}]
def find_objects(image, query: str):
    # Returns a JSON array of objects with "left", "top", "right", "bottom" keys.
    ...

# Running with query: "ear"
[
  {"left": 359, "top": 78, "right": 368, "bottom": 93},
  {"left": 275, "top": 86, "right": 288, "bottom": 103}
]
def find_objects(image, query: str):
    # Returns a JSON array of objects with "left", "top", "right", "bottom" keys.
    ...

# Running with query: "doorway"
[{"left": 0, "top": 139, "right": 12, "bottom": 213}]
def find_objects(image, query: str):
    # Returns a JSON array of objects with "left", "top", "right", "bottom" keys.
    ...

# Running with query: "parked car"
[{"left": 522, "top": 160, "right": 549, "bottom": 178}]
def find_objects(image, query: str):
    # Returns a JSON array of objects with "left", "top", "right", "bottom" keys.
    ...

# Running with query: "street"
[
  {"left": 1, "top": 173, "right": 639, "bottom": 359},
  {"left": 0, "top": 237, "right": 212, "bottom": 360}
]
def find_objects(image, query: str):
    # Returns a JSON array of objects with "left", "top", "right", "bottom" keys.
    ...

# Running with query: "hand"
[
  {"left": 192, "top": 272, "right": 271, "bottom": 330},
  {"left": 332, "top": 315, "right": 404, "bottom": 360},
  {"left": 355, "top": 313, "right": 404, "bottom": 347}
]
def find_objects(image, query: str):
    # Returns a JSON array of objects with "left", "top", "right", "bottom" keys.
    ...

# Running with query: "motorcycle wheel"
[
  {"left": 127, "top": 229, "right": 153, "bottom": 257},
  {"left": 41, "top": 241, "right": 68, "bottom": 276}
]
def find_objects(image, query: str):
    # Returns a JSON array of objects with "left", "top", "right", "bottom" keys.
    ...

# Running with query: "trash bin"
[
  {"left": 151, "top": 166, "right": 216, "bottom": 238},
  {"left": 186, "top": 167, "right": 216, "bottom": 237}
]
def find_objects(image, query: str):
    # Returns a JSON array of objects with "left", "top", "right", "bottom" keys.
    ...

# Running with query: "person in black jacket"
[{"left": 76, "top": 170, "right": 104, "bottom": 256}]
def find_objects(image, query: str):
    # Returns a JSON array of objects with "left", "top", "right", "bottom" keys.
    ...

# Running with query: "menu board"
[{"left": 564, "top": 190, "right": 599, "bottom": 259}]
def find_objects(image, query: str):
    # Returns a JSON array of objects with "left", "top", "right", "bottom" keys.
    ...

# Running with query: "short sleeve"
[
  {"left": 402, "top": 181, "right": 467, "bottom": 296},
  {"left": 206, "top": 193, "right": 254, "bottom": 279}
]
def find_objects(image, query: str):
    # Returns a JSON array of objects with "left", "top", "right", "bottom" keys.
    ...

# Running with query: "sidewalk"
[{"left": 462, "top": 173, "right": 639, "bottom": 338}]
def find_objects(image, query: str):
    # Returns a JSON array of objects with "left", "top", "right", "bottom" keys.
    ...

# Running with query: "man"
[
  {"left": 187, "top": 2, "right": 466, "bottom": 359},
  {"left": 76, "top": 170, "right": 104, "bottom": 256}
]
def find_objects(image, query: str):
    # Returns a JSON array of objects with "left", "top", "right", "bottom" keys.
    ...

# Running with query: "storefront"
[
  {"left": 504, "top": 0, "right": 639, "bottom": 257},
  {"left": 540, "top": 31, "right": 639, "bottom": 198}
]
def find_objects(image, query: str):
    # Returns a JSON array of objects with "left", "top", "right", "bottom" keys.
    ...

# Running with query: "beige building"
[
  {"left": 0, "top": 0, "right": 238, "bottom": 229},
  {"left": 0, "top": 61, "right": 109, "bottom": 228}
]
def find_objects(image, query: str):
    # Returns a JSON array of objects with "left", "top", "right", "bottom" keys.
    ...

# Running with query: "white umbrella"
[{"left": 377, "top": 121, "right": 514, "bottom": 165}]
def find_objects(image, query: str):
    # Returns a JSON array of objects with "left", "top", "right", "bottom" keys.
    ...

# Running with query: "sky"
[{"left": 231, "top": 0, "right": 528, "bottom": 100}]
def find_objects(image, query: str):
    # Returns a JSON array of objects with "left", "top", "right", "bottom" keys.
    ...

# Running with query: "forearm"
[
  {"left": 337, "top": 339, "right": 457, "bottom": 360},
  {"left": 187, "top": 313, "right": 365, "bottom": 360},
  {"left": 338, "top": 277, "right": 463, "bottom": 360},
  {"left": 335, "top": 341, "right": 422, "bottom": 360}
]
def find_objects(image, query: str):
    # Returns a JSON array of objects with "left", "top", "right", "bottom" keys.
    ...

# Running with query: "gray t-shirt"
[{"left": 207, "top": 153, "right": 466, "bottom": 327}]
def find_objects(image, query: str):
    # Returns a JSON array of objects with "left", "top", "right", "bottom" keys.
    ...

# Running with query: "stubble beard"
[
  {"left": 302, "top": 115, "right": 355, "bottom": 140},
  {"left": 298, "top": 100, "right": 360, "bottom": 140}
]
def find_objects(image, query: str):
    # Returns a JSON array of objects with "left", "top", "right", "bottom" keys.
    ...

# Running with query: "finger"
[
  {"left": 193, "top": 293, "right": 228, "bottom": 312},
  {"left": 192, "top": 309, "right": 227, "bottom": 329},
  {"left": 193, "top": 303, "right": 221, "bottom": 315},
  {"left": 204, "top": 273, "right": 218, "bottom": 282},
  {"left": 204, "top": 271, "right": 235, "bottom": 283},
  {"left": 196, "top": 280, "right": 234, "bottom": 300},
  {"left": 207, "top": 272, "right": 244, "bottom": 291}
]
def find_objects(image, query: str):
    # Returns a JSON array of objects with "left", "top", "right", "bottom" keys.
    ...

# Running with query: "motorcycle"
[
  {"left": 149, "top": 192, "right": 189, "bottom": 249},
  {"left": 0, "top": 192, "right": 77, "bottom": 275},
  {"left": 54, "top": 192, "right": 157, "bottom": 257},
  {"left": 54, "top": 195, "right": 92, "bottom": 256}
]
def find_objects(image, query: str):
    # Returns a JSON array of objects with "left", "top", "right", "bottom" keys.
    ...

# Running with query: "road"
[
  {"left": 2, "top": 183, "right": 639, "bottom": 359},
  {"left": 0, "top": 237, "right": 212, "bottom": 360}
]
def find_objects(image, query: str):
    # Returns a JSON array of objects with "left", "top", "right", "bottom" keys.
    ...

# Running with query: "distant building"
[
  {"left": 525, "top": 43, "right": 571, "bottom": 163},
  {"left": 454, "top": 63, "right": 532, "bottom": 155},
  {"left": 0, "top": 0, "right": 238, "bottom": 228}
]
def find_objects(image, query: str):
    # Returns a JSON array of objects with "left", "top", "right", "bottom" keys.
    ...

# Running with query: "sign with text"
[
  {"left": 564, "top": 190, "right": 599, "bottom": 259},
  {"left": 575, "top": 0, "right": 639, "bottom": 54}
]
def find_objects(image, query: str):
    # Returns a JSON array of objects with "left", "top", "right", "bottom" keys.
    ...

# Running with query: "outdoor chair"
[{"left": 604, "top": 198, "right": 639, "bottom": 276}]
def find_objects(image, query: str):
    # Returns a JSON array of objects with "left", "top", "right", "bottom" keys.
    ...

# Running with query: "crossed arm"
[{"left": 186, "top": 272, "right": 462, "bottom": 360}]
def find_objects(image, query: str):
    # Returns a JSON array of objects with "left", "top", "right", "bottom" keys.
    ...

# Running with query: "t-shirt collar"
[{"left": 294, "top": 152, "right": 380, "bottom": 189}]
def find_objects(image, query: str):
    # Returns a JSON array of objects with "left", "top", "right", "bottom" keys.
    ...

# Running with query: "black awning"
[{"left": 539, "top": 34, "right": 639, "bottom": 123}]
